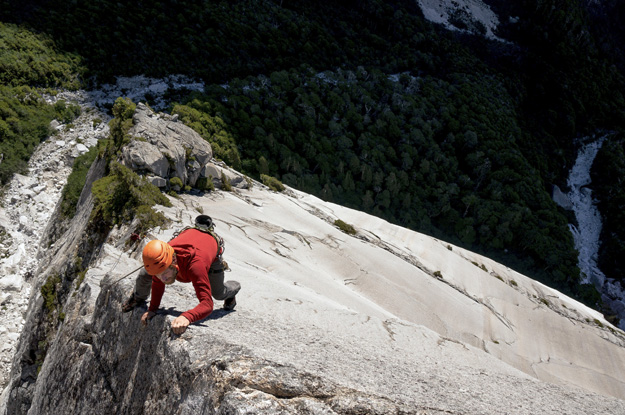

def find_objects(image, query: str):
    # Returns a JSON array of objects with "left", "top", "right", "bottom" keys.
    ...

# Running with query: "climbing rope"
[
  {"left": 107, "top": 264, "right": 144, "bottom": 286},
  {"left": 100, "top": 233, "right": 146, "bottom": 287}
]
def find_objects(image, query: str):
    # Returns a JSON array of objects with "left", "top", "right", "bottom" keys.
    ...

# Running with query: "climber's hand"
[
  {"left": 171, "top": 315, "right": 190, "bottom": 335},
  {"left": 141, "top": 311, "right": 156, "bottom": 326}
]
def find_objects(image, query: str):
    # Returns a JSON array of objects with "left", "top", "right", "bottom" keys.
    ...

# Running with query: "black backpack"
[
  {"left": 174, "top": 215, "right": 228, "bottom": 273},
  {"left": 193, "top": 215, "right": 225, "bottom": 257}
]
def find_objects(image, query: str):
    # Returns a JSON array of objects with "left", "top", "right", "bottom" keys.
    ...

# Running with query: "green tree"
[{"left": 109, "top": 97, "right": 136, "bottom": 149}]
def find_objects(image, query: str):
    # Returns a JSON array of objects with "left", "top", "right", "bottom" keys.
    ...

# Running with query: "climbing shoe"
[
  {"left": 122, "top": 293, "right": 145, "bottom": 312},
  {"left": 223, "top": 296, "right": 237, "bottom": 311}
]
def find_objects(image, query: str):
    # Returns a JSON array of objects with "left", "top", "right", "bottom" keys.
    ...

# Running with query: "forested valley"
[{"left": 1, "top": 0, "right": 625, "bottom": 315}]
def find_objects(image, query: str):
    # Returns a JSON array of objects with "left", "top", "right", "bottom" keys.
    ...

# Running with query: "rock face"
[
  {"left": 4, "top": 184, "right": 625, "bottom": 414},
  {"left": 121, "top": 103, "right": 249, "bottom": 191},
  {"left": 3, "top": 104, "right": 625, "bottom": 414},
  {"left": 416, "top": 0, "right": 502, "bottom": 40},
  {"left": 0, "top": 94, "right": 108, "bottom": 390},
  {"left": 16, "top": 273, "right": 417, "bottom": 415},
  {"left": 123, "top": 103, "right": 213, "bottom": 188}
]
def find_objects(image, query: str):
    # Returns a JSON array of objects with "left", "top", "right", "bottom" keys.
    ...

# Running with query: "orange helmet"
[{"left": 142, "top": 240, "right": 174, "bottom": 275}]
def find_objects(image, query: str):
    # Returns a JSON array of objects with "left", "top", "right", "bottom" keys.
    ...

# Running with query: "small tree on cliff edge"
[{"left": 109, "top": 97, "right": 136, "bottom": 150}]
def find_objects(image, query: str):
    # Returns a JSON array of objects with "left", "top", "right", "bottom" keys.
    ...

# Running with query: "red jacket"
[{"left": 148, "top": 229, "right": 218, "bottom": 323}]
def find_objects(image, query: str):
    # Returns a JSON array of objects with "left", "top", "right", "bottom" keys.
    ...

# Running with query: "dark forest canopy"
[
  {"left": 172, "top": 68, "right": 581, "bottom": 300},
  {"left": 1, "top": 0, "right": 624, "bottom": 313}
]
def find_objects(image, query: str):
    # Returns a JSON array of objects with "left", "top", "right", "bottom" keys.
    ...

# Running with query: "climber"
[{"left": 121, "top": 227, "right": 240, "bottom": 335}]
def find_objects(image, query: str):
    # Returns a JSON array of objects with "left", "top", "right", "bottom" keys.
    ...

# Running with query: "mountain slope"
[
  {"left": 3, "top": 0, "right": 625, "bottom": 311},
  {"left": 2, "top": 103, "right": 625, "bottom": 414},
  {"left": 156, "top": 182, "right": 625, "bottom": 401},
  {"left": 5, "top": 182, "right": 625, "bottom": 414}
]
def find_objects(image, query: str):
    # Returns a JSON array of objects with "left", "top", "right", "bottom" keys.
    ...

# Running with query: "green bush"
[
  {"left": 75, "top": 269, "right": 87, "bottom": 289},
  {"left": 91, "top": 162, "right": 171, "bottom": 232},
  {"left": 577, "top": 283, "right": 602, "bottom": 310},
  {"left": 221, "top": 172, "right": 232, "bottom": 191},
  {"left": 60, "top": 146, "right": 99, "bottom": 218},
  {"left": 169, "top": 176, "right": 183, "bottom": 190},
  {"left": 0, "top": 86, "right": 82, "bottom": 184},
  {"left": 109, "top": 97, "right": 136, "bottom": 149},
  {"left": 41, "top": 273, "right": 61, "bottom": 313},
  {"left": 53, "top": 100, "right": 81, "bottom": 123},
  {"left": 195, "top": 177, "right": 215, "bottom": 192},
  {"left": 334, "top": 219, "right": 356, "bottom": 235},
  {"left": 261, "top": 174, "right": 285, "bottom": 192}
]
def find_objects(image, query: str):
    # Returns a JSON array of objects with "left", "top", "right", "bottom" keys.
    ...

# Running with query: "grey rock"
[
  {"left": 121, "top": 140, "right": 170, "bottom": 177},
  {"left": 75, "top": 143, "right": 89, "bottom": 155},
  {"left": 0, "top": 294, "right": 11, "bottom": 305},
  {"left": 202, "top": 162, "right": 222, "bottom": 180},
  {"left": 203, "top": 162, "right": 248, "bottom": 189},
  {"left": 0, "top": 275, "right": 22, "bottom": 292},
  {"left": 20, "top": 189, "right": 34, "bottom": 200},
  {"left": 31, "top": 185, "right": 46, "bottom": 195},
  {"left": 84, "top": 137, "right": 98, "bottom": 147},
  {"left": 16, "top": 282, "right": 419, "bottom": 415},
  {"left": 12, "top": 174, "right": 35, "bottom": 189},
  {"left": 552, "top": 185, "right": 573, "bottom": 210},
  {"left": 147, "top": 175, "right": 167, "bottom": 188},
  {"left": 123, "top": 103, "right": 213, "bottom": 188}
]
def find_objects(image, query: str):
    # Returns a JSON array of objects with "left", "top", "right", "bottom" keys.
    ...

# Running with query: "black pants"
[{"left": 133, "top": 261, "right": 240, "bottom": 302}]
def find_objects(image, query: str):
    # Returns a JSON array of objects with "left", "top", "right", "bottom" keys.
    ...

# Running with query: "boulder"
[
  {"left": 0, "top": 293, "right": 11, "bottom": 305},
  {"left": 121, "top": 140, "right": 170, "bottom": 178},
  {"left": 146, "top": 175, "right": 167, "bottom": 188},
  {"left": 203, "top": 162, "right": 248, "bottom": 189},
  {"left": 12, "top": 174, "right": 34, "bottom": 189},
  {"left": 2, "top": 243, "right": 25, "bottom": 274},
  {"left": 0, "top": 275, "right": 22, "bottom": 292},
  {"left": 552, "top": 185, "right": 573, "bottom": 210},
  {"left": 124, "top": 103, "right": 213, "bottom": 188},
  {"left": 75, "top": 144, "right": 89, "bottom": 155}
]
